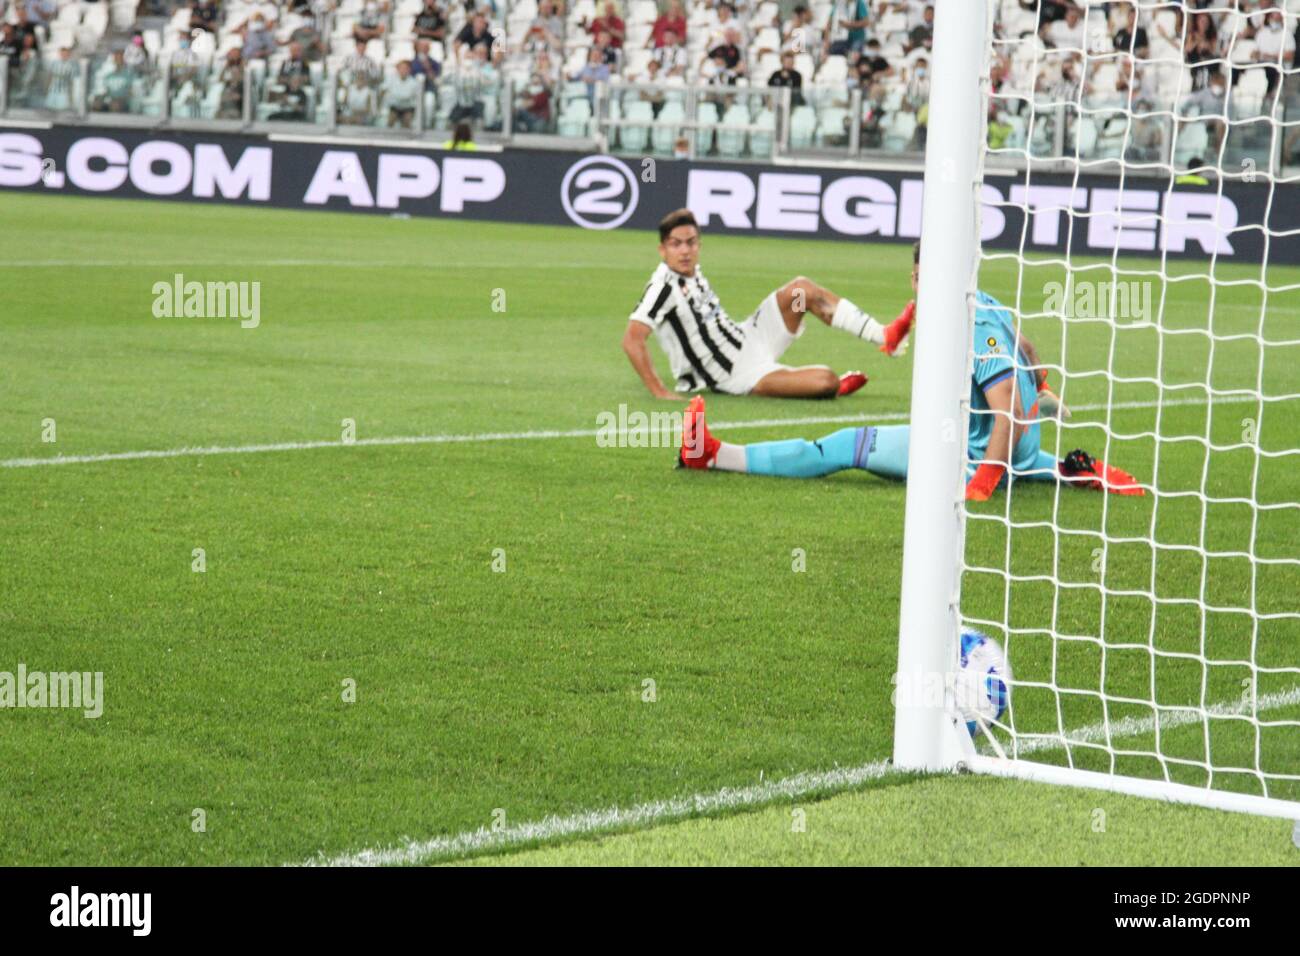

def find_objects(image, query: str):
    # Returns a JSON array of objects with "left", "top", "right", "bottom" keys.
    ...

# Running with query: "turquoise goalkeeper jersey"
[{"left": 968, "top": 290, "right": 1042, "bottom": 472}]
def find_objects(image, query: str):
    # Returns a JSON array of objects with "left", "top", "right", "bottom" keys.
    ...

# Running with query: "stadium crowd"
[{"left": 1, "top": 0, "right": 1297, "bottom": 162}]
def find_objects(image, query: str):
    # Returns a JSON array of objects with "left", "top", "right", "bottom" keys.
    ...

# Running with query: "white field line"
[
  {"left": 1, "top": 395, "right": 1258, "bottom": 471},
  {"left": 298, "top": 685, "right": 1300, "bottom": 867}
]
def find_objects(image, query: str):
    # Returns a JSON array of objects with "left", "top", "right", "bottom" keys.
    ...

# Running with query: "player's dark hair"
[
  {"left": 912, "top": 240, "right": 921, "bottom": 265},
  {"left": 659, "top": 208, "right": 699, "bottom": 242}
]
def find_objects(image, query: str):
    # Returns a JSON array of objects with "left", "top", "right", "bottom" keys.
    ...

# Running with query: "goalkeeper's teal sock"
[
  {"left": 859, "top": 424, "right": 910, "bottom": 480},
  {"left": 717, "top": 425, "right": 912, "bottom": 480},
  {"left": 741, "top": 427, "right": 867, "bottom": 478}
]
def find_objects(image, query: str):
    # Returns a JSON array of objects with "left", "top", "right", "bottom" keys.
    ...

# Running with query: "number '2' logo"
[{"left": 560, "top": 156, "right": 640, "bottom": 230}]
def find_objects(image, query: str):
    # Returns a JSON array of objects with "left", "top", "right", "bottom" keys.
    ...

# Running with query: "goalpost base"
[{"left": 966, "top": 754, "right": 1300, "bottom": 825}]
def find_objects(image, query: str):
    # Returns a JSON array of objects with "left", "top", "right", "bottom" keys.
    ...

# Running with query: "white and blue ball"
[{"left": 955, "top": 630, "right": 1010, "bottom": 737}]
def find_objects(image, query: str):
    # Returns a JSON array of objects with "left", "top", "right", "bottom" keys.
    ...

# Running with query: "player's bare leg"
[{"left": 751, "top": 365, "right": 842, "bottom": 399}]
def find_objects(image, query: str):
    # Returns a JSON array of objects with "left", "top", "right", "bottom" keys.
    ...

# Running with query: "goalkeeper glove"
[
  {"left": 879, "top": 301, "right": 915, "bottom": 357},
  {"left": 965, "top": 462, "right": 1006, "bottom": 502},
  {"left": 1036, "top": 368, "right": 1071, "bottom": 420}
]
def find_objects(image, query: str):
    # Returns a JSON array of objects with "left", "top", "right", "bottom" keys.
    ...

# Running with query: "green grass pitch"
[{"left": 1, "top": 191, "right": 1296, "bottom": 866}]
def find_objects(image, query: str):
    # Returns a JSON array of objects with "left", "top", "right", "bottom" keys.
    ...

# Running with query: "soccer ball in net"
[{"left": 954, "top": 630, "right": 1010, "bottom": 738}]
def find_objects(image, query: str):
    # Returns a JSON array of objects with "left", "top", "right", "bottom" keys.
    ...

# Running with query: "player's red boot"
[
  {"left": 678, "top": 395, "right": 720, "bottom": 469},
  {"left": 837, "top": 371, "right": 868, "bottom": 396},
  {"left": 880, "top": 301, "right": 916, "bottom": 356},
  {"left": 1059, "top": 449, "right": 1145, "bottom": 496}
]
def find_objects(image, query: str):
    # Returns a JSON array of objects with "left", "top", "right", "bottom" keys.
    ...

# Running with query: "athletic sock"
[
  {"left": 712, "top": 441, "right": 748, "bottom": 472},
  {"left": 743, "top": 427, "right": 867, "bottom": 478},
  {"left": 830, "top": 298, "right": 885, "bottom": 345}
]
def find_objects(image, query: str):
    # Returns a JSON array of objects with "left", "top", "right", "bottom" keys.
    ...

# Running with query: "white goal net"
[{"left": 899, "top": 0, "right": 1300, "bottom": 820}]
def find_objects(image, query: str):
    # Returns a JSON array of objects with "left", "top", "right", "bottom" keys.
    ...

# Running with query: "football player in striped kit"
[{"left": 622, "top": 208, "right": 913, "bottom": 400}]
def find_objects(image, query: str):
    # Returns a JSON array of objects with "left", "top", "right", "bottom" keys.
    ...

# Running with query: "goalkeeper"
[{"left": 677, "top": 243, "right": 1143, "bottom": 500}]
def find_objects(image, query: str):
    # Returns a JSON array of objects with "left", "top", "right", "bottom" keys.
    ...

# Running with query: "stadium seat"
[
  {"left": 558, "top": 97, "right": 592, "bottom": 138},
  {"left": 883, "top": 109, "right": 917, "bottom": 151},
  {"left": 750, "top": 107, "right": 776, "bottom": 158},
  {"left": 1233, "top": 68, "right": 1269, "bottom": 119},
  {"left": 621, "top": 100, "right": 653, "bottom": 153},
  {"left": 1174, "top": 120, "right": 1210, "bottom": 167},
  {"left": 654, "top": 101, "right": 685, "bottom": 154},
  {"left": 716, "top": 104, "right": 750, "bottom": 157},
  {"left": 789, "top": 105, "right": 816, "bottom": 148},
  {"left": 815, "top": 55, "right": 847, "bottom": 87},
  {"left": 696, "top": 101, "right": 719, "bottom": 154},
  {"left": 816, "top": 106, "right": 849, "bottom": 147},
  {"left": 1073, "top": 116, "right": 1098, "bottom": 157}
]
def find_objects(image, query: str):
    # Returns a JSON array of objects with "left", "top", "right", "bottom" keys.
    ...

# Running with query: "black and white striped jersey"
[{"left": 628, "top": 262, "right": 746, "bottom": 392}]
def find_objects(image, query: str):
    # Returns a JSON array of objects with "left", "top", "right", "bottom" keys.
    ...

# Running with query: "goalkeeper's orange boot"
[
  {"left": 837, "top": 371, "right": 868, "bottom": 396},
  {"left": 1059, "top": 449, "right": 1145, "bottom": 496},
  {"left": 678, "top": 395, "right": 720, "bottom": 469}
]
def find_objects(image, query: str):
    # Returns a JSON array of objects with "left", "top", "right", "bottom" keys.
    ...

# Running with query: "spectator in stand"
[
  {"left": 700, "top": 48, "right": 736, "bottom": 85},
  {"left": 782, "top": 4, "right": 821, "bottom": 57},
  {"left": 281, "top": 19, "right": 326, "bottom": 61},
  {"left": 415, "top": 0, "right": 447, "bottom": 43},
  {"left": 343, "top": 38, "right": 380, "bottom": 82},
  {"left": 1047, "top": 54, "right": 1080, "bottom": 104},
  {"left": 217, "top": 48, "right": 244, "bottom": 118},
  {"left": 272, "top": 73, "right": 312, "bottom": 120},
  {"left": 189, "top": 0, "right": 219, "bottom": 35},
  {"left": 904, "top": 54, "right": 929, "bottom": 109},
  {"left": 592, "top": 29, "right": 619, "bottom": 66},
  {"left": 828, "top": 0, "right": 869, "bottom": 57},
  {"left": 767, "top": 50, "right": 804, "bottom": 106},
  {"left": 0, "top": 24, "right": 20, "bottom": 65},
  {"left": 1033, "top": 0, "right": 1078, "bottom": 27},
  {"left": 383, "top": 59, "right": 422, "bottom": 127},
  {"left": 629, "top": 55, "right": 666, "bottom": 113},
  {"left": 1043, "top": 3, "right": 1084, "bottom": 50},
  {"left": 513, "top": 70, "right": 552, "bottom": 132},
  {"left": 907, "top": 5, "right": 933, "bottom": 54},
  {"left": 527, "top": 0, "right": 564, "bottom": 51},
  {"left": 309, "top": 0, "right": 336, "bottom": 35},
  {"left": 706, "top": 3, "right": 746, "bottom": 51},
  {"left": 1184, "top": 11, "right": 1218, "bottom": 91},
  {"left": 1254, "top": 8, "right": 1295, "bottom": 94},
  {"left": 353, "top": 0, "right": 389, "bottom": 43},
  {"left": 410, "top": 38, "right": 442, "bottom": 90},
  {"left": 652, "top": 27, "right": 687, "bottom": 76},
  {"left": 94, "top": 50, "right": 135, "bottom": 113},
  {"left": 21, "top": 0, "right": 56, "bottom": 41},
  {"left": 450, "top": 44, "right": 491, "bottom": 122},
  {"left": 651, "top": 0, "right": 686, "bottom": 49},
  {"left": 122, "top": 34, "right": 152, "bottom": 76},
  {"left": 44, "top": 46, "right": 78, "bottom": 111},
  {"left": 455, "top": 13, "right": 494, "bottom": 62},
  {"left": 340, "top": 71, "right": 375, "bottom": 123},
  {"left": 571, "top": 45, "right": 611, "bottom": 102},
  {"left": 533, "top": 48, "right": 558, "bottom": 86},
  {"left": 169, "top": 34, "right": 205, "bottom": 85},
  {"left": 279, "top": 41, "right": 310, "bottom": 81},
  {"left": 859, "top": 36, "right": 891, "bottom": 79},
  {"left": 587, "top": 0, "right": 625, "bottom": 49},
  {"left": 1111, "top": 2, "right": 1148, "bottom": 58},
  {"left": 243, "top": 13, "right": 276, "bottom": 60},
  {"left": 707, "top": 27, "right": 745, "bottom": 77}
]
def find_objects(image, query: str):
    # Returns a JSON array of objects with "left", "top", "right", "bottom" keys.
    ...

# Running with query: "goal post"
[
  {"left": 894, "top": 0, "right": 1300, "bottom": 824},
  {"left": 892, "top": 0, "right": 990, "bottom": 772}
]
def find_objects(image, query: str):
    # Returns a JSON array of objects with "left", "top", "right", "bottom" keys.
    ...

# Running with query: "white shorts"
[{"left": 715, "top": 292, "right": 803, "bottom": 395}]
